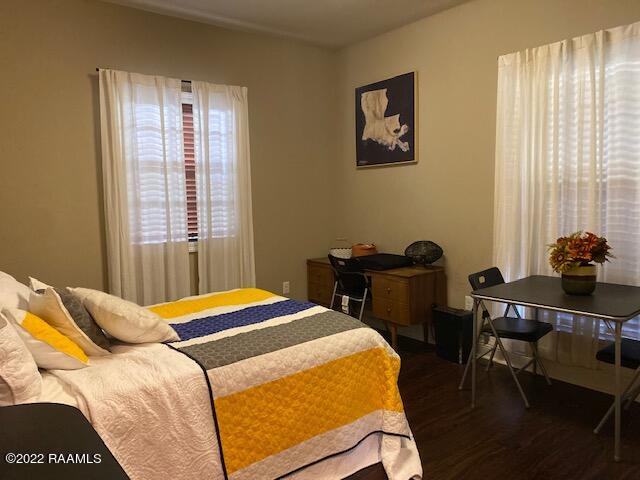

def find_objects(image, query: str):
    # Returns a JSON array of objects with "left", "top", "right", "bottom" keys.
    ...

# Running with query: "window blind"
[
  {"left": 205, "top": 108, "right": 235, "bottom": 238},
  {"left": 181, "top": 102, "right": 198, "bottom": 242},
  {"left": 128, "top": 100, "right": 188, "bottom": 245}
]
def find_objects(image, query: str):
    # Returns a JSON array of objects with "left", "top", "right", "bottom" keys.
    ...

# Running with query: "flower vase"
[{"left": 561, "top": 264, "right": 596, "bottom": 295}]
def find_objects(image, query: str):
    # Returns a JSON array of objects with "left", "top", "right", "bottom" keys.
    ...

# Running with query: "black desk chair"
[
  {"left": 328, "top": 254, "right": 370, "bottom": 322},
  {"left": 460, "top": 267, "right": 553, "bottom": 408},
  {"left": 594, "top": 338, "right": 640, "bottom": 433}
]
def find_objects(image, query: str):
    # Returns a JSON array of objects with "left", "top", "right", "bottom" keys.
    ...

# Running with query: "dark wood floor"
[{"left": 348, "top": 334, "right": 640, "bottom": 480}]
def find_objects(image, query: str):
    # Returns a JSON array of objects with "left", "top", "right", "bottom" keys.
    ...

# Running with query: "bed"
[{"left": 35, "top": 288, "right": 422, "bottom": 480}]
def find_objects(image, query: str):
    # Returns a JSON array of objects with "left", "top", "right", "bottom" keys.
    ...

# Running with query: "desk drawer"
[
  {"left": 308, "top": 264, "right": 333, "bottom": 287},
  {"left": 372, "top": 277, "right": 409, "bottom": 303},
  {"left": 373, "top": 298, "right": 410, "bottom": 325},
  {"left": 308, "top": 282, "right": 332, "bottom": 307}
]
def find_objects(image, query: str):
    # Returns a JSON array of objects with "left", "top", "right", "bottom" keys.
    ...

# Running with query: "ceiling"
[{"left": 107, "top": 0, "right": 472, "bottom": 48}]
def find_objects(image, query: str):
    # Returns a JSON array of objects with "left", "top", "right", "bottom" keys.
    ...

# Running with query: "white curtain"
[
  {"left": 99, "top": 69, "right": 191, "bottom": 305},
  {"left": 191, "top": 82, "right": 255, "bottom": 293},
  {"left": 494, "top": 22, "right": 640, "bottom": 367}
]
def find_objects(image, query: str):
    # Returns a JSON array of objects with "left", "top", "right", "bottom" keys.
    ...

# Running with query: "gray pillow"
[{"left": 55, "top": 288, "right": 111, "bottom": 352}]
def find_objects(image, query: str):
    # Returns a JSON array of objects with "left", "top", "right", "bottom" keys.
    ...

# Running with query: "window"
[
  {"left": 494, "top": 24, "right": 640, "bottom": 350},
  {"left": 180, "top": 81, "right": 236, "bottom": 245},
  {"left": 99, "top": 69, "right": 255, "bottom": 301},
  {"left": 546, "top": 55, "right": 640, "bottom": 340}
]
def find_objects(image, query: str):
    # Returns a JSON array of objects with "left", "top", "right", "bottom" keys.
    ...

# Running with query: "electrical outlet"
[
  {"left": 282, "top": 281, "right": 290, "bottom": 295},
  {"left": 464, "top": 295, "right": 474, "bottom": 311}
]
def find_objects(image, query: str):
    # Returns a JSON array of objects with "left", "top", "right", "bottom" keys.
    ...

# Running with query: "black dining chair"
[
  {"left": 328, "top": 254, "right": 371, "bottom": 322},
  {"left": 594, "top": 338, "right": 640, "bottom": 433},
  {"left": 459, "top": 267, "right": 553, "bottom": 408}
]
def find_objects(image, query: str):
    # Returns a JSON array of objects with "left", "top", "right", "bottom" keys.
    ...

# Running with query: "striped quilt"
[{"left": 150, "top": 288, "right": 421, "bottom": 480}]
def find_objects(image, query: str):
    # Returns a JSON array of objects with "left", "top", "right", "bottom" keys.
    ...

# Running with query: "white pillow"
[
  {"left": 70, "top": 288, "right": 179, "bottom": 343},
  {"left": 0, "top": 313, "right": 42, "bottom": 406},
  {"left": 28, "top": 276, "right": 52, "bottom": 292},
  {"left": 0, "top": 271, "right": 30, "bottom": 310},
  {"left": 3, "top": 308, "right": 88, "bottom": 370},
  {"left": 29, "top": 288, "right": 110, "bottom": 357}
]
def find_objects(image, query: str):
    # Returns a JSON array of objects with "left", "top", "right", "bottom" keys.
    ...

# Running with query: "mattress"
[{"left": 34, "top": 288, "right": 422, "bottom": 480}]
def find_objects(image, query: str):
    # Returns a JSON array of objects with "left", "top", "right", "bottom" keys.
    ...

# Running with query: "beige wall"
[
  {"left": 3, "top": 0, "right": 640, "bottom": 314},
  {"left": 335, "top": 0, "right": 640, "bottom": 337},
  {"left": 0, "top": 0, "right": 338, "bottom": 300}
]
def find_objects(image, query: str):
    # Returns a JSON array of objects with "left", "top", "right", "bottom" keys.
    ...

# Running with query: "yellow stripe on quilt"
[
  {"left": 150, "top": 288, "right": 276, "bottom": 319},
  {"left": 215, "top": 347, "right": 403, "bottom": 474}
]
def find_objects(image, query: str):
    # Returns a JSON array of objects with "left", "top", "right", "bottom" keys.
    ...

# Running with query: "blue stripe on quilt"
[{"left": 170, "top": 299, "right": 317, "bottom": 341}]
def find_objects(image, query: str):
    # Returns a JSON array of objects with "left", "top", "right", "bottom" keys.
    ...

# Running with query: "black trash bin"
[{"left": 432, "top": 305, "right": 473, "bottom": 364}]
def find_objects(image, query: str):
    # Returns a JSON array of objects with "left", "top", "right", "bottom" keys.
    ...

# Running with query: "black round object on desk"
[{"left": 404, "top": 241, "right": 443, "bottom": 266}]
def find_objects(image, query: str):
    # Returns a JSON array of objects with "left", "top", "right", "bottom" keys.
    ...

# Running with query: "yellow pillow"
[{"left": 3, "top": 308, "right": 88, "bottom": 370}]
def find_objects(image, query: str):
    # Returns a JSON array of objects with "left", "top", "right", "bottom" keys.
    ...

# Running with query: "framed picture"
[{"left": 355, "top": 72, "right": 417, "bottom": 168}]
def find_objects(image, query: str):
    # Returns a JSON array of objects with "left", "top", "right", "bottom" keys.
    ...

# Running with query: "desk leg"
[
  {"left": 533, "top": 308, "right": 539, "bottom": 377},
  {"left": 471, "top": 298, "right": 478, "bottom": 409},
  {"left": 386, "top": 322, "right": 398, "bottom": 351},
  {"left": 614, "top": 321, "right": 622, "bottom": 462}
]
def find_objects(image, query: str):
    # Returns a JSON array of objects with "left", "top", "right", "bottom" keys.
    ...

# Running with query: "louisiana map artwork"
[{"left": 355, "top": 72, "right": 416, "bottom": 167}]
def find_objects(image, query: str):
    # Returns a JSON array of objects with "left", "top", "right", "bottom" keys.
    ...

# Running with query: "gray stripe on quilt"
[{"left": 178, "top": 310, "right": 367, "bottom": 370}]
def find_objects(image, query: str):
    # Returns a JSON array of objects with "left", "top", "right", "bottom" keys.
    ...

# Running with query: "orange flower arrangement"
[{"left": 548, "top": 231, "right": 612, "bottom": 273}]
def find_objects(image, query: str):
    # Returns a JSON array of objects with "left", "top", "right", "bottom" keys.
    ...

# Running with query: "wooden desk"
[{"left": 307, "top": 257, "right": 447, "bottom": 349}]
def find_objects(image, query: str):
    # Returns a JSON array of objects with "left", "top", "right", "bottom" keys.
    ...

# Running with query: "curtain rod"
[{"left": 95, "top": 68, "right": 191, "bottom": 83}]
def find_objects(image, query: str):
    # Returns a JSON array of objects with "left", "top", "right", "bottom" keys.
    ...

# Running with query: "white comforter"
[
  {"left": 40, "top": 343, "right": 403, "bottom": 480},
  {"left": 48, "top": 343, "right": 222, "bottom": 480},
  {"left": 36, "top": 288, "right": 423, "bottom": 480}
]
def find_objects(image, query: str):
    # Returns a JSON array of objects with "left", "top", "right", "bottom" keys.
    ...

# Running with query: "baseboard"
[
  {"left": 488, "top": 347, "right": 638, "bottom": 400},
  {"left": 367, "top": 315, "right": 635, "bottom": 402}
]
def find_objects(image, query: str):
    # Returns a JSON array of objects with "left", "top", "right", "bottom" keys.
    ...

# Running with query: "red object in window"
[{"left": 182, "top": 103, "right": 198, "bottom": 241}]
